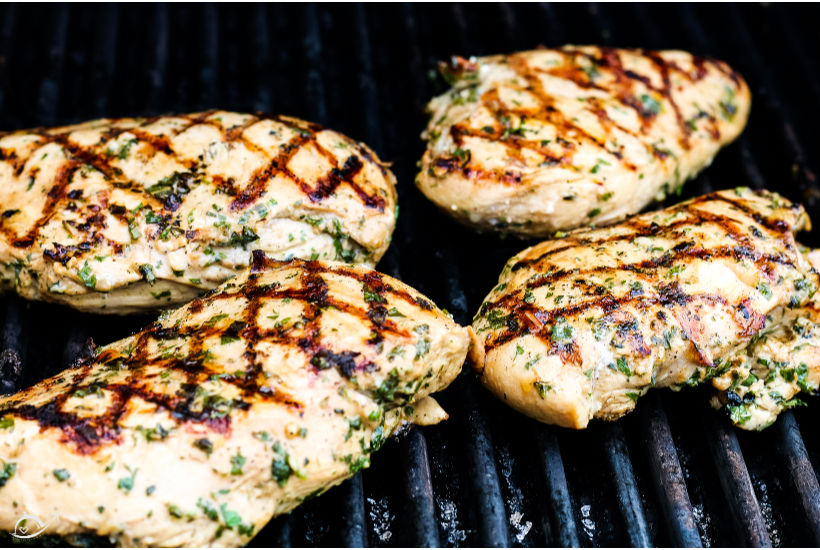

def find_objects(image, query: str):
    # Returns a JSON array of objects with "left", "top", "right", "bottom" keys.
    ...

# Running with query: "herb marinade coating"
[
  {"left": 0, "top": 254, "right": 469, "bottom": 546},
  {"left": 418, "top": 46, "right": 750, "bottom": 236},
  {"left": 0, "top": 111, "right": 398, "bottom": 313},
  {"left": 470, "top": 188, "right": 818, "bottom": 430}
]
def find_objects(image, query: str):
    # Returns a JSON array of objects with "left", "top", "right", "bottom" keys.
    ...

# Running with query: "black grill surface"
[{"left": 1, "top": 3, "right": 819, "bottom": 547}]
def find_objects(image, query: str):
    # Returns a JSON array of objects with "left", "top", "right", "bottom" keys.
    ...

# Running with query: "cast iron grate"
[{"left": 0, "top": 3, "right": 818, "bottom": 547}]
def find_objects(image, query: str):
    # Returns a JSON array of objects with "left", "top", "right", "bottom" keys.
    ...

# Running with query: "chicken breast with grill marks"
[
  {"left": 0, "top": 253, "right": 469, "bottom": 546},
  {"left": 418, "top": 46, "right": 750, "bottom": 236},
  {"left": 0, "top": 111, "right": 398, "bottom": 313},
  {"left": 469, "top": 188, "right": 817, "bottom": 429}
]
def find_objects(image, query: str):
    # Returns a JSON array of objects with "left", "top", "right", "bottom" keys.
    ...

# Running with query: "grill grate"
[{"left": 0, "top": 3, "right": 818, "bottom": 547}]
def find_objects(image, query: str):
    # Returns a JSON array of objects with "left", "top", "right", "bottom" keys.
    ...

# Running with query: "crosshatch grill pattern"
[{"left": 0, "top": 3, "right": 818, "bottom": 547}]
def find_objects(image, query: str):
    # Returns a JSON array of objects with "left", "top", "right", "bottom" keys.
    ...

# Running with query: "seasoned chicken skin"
[
  {"left": 418, "top": 46, "right": 750, "bottom": 236},
  {"left": 469, "top": 188, "right": 817, "bottom": 429},
  {"left": 0, "top": 253, "right": 469, "bottom": 546},
  {"left": 0, "top": 111, "right": 398, "bottom": 313}
]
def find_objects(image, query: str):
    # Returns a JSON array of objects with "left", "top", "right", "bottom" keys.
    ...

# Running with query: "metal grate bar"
[
  {"left": 773, "top": 6, "right": 820, "bottom": 103},
  {"left": 0, "top": 3, "right": 16, "bottom": 114},
  {"left": 302, "top": 3, "right": 327, "bottom": 124},
  {"left": 642, "top": 395, "right": 702, "bottom": 547},
  {"left": 460, "top": 377, "right": 512, "bottom": 547},
  {"left": 37, "top": 4, "right": 69, "bottom": 126},
  {"left": 434, "top": 244, "right": 511, "bottom": 545},
  {"left": 603, "top": 424, "right": 652, "bottom": 547},
  {"left": 415, "top": 7, "right": 514, "bottom": 544},
  {"left": 198, "top": 4, "right": 219, "bottom": 109},
  {"left": 402, "top": 428, "right": 441, "bottom": 547},
  {"left": 720, "top": 4, "right": 817, "bottom": 193},
  {"left": 341, "top": 473, "right": 368, "bottom": 547},
  {"left": 250, "top": 4, "right": 271, "bottom": 112},
  {"left": 0, "top": 7, "right": 23, "bottom": 396},
  {"left": 89, "top": 5, "right": 119, "bottom": 116},
  {"left": 145, "top": 3, "right": 169, "bottom": 113},
  {"left": 268, "top": 515, "right": 293, "bottom": 548},
  {"left": 775, "top": 412, "right": 820, "bottom": 545},
  {"left": 704, "top": 417, "right": 771, "bottom": 546},
  {"left": 537, "top": 426, "right": 580, "bottom": 546}
]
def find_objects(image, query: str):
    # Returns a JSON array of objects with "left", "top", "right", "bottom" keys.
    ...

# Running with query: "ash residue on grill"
[{"left": 1, "top": 3, "right": 819, "bottom": 547}]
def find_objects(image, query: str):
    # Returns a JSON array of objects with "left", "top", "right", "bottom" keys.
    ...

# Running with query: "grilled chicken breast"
[
  {"left": 418, "top": 46, "right": 750, "bottom": 236},
  {"left": 0, "top": 111, "right": 398, "bottom": 314},
  {"left": 469, "top": 188, "right": 818, "bottom": 429},
  {"left": 0, "top": 253, "right": 469, "bottom": 546}
]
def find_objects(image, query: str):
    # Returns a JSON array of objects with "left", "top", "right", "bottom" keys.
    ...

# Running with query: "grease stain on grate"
[
  {"left": 498, "top": 446, "right": 533, "bottom": 544},
  {"left": 366, "top": 496, "right": 394, "bottom": 543},
  {"left": 752, "top": 478, "right": 781, "bottom": 547},
  {"left": 580, "top": 503, "right": 597, "bottom": 542},
  {"left": 691, "top": 503, "right": 714, "bottom": 548},
  {"left": 509, "top": 511, "right": 533, "bottom": 544},
  {"left": 436, "top": 496, "right": 468, "bottom": 545}
]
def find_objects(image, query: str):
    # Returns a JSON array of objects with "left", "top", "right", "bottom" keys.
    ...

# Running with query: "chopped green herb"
[
  {"left": 533, "top": 381, "right": 552, "bottom": 399},
  {"left": 117, "top": 467, "right": 136, "bottom": 493},
  {"left": 0, "top": 462, "right": 16, "bottom": 487},
  {"left": 727, "top": 403, "right": 751, "bottom": 425},
  {"left": 615, "top": 357, "right": 631, "bottom": 376},
  {"left": 551, "top": 319, "right": 574, "bottom": 343},
  {"left": 193, "top": 438, "right": 214, "bottom": 455},
  {"left": 78, "top": 261, "right": 97, "bottom": 289},
  {"left": 53, "top": 468, "right": 70, "bottom": 482},
  {"left": 640, "top": 93, "right": 661, "bottom": 116},
  {"left": 228, "top": 226, "right": 260, "bottom": 247},
  {"left": 139, "top": 264, "right": 156, "bottom": 285},
  {"left": 230, "top": 452, "right": 246, "bottom": 476}
]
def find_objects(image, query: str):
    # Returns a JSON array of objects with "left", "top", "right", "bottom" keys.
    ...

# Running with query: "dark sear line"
[
  {"left": 437, "top": 47, "right": 738, "bottom": 187},
  {"left": 509, "top": 191, "right": 798, "bottom": 272},
  {"left": 0, "top": 253, "right": 434, "bottom": 453},
  {"left": 0, "top": 110, "right": 388, "bottom": 252},
  {"left": 483, "top": 284, "right": 763, "bottom": 358},
  {"left": 478, "top": 190, "right": 809, "bottom": 361}
]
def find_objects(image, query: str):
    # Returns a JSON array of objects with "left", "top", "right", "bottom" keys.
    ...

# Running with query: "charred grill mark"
[
  {"left": 6, "top": 162, "right": 78, "bottom": 249},
  {"left": 309, "top": 154, "right": 365, "bottom": 204},
  {"left": 483, "top": 283, "right": 747, "bottom": 358},
  {"left": 230, "top": 131, "right": 313, "bottom": 211},
  {"left": 1, "top": 111, "right": 391, "bottom": 252},
  {"left": 251, "top": 251, "right": 431, "bottom": 313},
  {"left": 645, "top": 52, "right": 692, "bottom": 149},
  {"left": 509, "top": 193, "right": 797, "bottom": 272},
  {"left": 1, "top": 253, "right": 430, "bottom": 454},
  {"left": 127, "top": 128, "right": 178, "bottom": 158},
  {"left": 505, "top": 242, "right": 793, "bottom": 301},
  {"left": 434, "top": 47, "right": 746, "bottom": 189}
]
